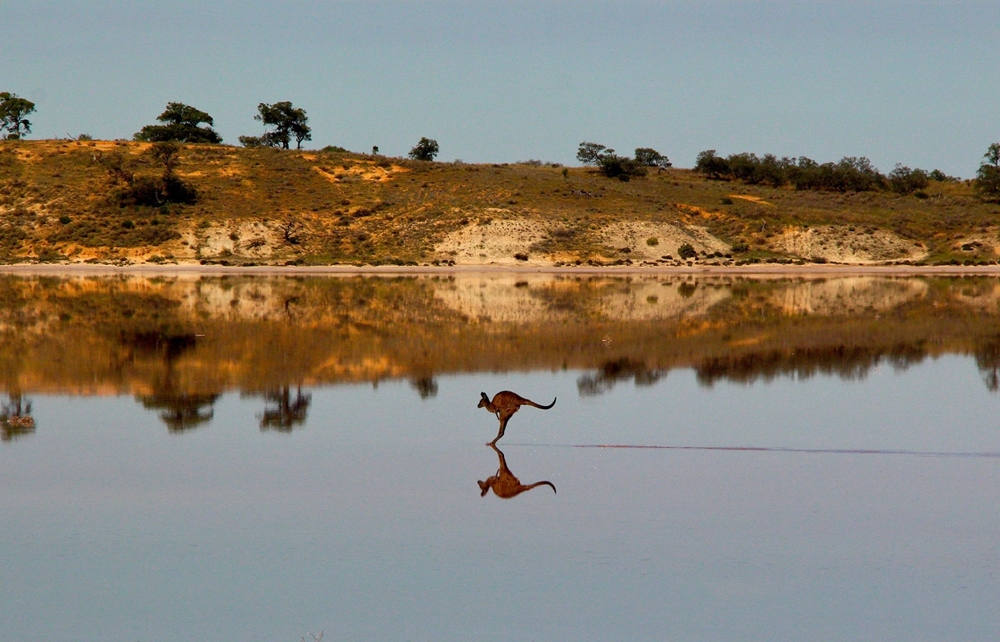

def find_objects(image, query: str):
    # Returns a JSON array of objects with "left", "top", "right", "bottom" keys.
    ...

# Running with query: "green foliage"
[
  {"left": 101, "top": 143, "right": 196, "bottom": 207},
  {"left": 696, "top": 149, "right": 894, "bottom": 193},
  {"left": 888, "top": 164, "right": 930, "bottom": 194},
  {"left": 976, "top": 143, "right": 1000, "bottom": 200},
  {"left": 408, "top": 137, "right": 439, "bottom": 161},
  {"left": 0, "top": 92, "right": 36, "bottom": 140},
  {"left": 634, "top": 147, "right": 671, "bottom": 168},
  {"left": 237, "top": 135, "right": 266, "bottom": 148},
  {"left": 577, "top": 142, "right": 647, "bottom": 180},
  {"left": 577, "top": 142, "right": 610, "bottom": 165},
  {"left": 678, "top": 243, "right": 696, "bottom": 259},
  {"left": 929, "top": 169, "right": 957, "bottom": 182},
  {"left": 134, "top": 102, "right": 222, "bottom": 144},
  {"left": 694, "top": 150, "right": 730, "bottom": 179},
  {"left": 246, "top": 102, "right": 312, "bottom": 149},
  {"left": 597, "top": 154, "right": 646, "bottom": 181}
]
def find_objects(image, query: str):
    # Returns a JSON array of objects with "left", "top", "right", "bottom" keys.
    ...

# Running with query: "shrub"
[
  {"left": 888, "top": 164, "right": 930, "bottom": 194},
  {"left": 677, "top": 243, "right": 696, "bottom": 259},
  {"left": 408, "top": 137, "right": 439, "bottom": 161},
  {"left": 597, "top": 154, "right": 646, "bottom": 181},
  {"left": 694, "top": 150, "right": 730, "bottom": 179},
  {"left": 646, "top": 237, "right": 659, "bottom": 246},
  {"left": 634, "top": 147, "right": 671, "bottom": 169}
]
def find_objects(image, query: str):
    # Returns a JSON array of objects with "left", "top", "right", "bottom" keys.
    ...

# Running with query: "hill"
[{"left": 1, "top": 140, "right": 998, "bottom": 267}]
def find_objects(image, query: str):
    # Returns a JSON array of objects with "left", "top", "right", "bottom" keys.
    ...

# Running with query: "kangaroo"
[
  {"left": 478, "top": 444, "right": 556, "bottom": 498},
  {"left": 478, "top": 390, "right": 556, "bottom": 444}
]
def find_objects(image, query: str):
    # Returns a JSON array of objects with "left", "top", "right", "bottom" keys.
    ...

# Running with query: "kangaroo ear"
[{"left": 480, "top": 391, "right": 489, "bottom": 400}]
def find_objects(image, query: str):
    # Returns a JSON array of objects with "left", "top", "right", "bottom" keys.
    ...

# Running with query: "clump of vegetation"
[
  {"left": 694, "top": 149, "right": 938, "bottom": 194},
  {"left": 678, "top": 243, "right": 697, "bottom": 259},
  {"left": 0, "top": 92, "right": 35, "bottom": 140},
  {"left": 576, "top": 141, "right": 665, "bottom": 181},
  {"left": 888, "top": 164, "right": 930, "bottom": 194},
  {"left": 975, "top": 143, "right": 1000, "bottom": 201},
  {"left": 408, "top": 137, "right": 440, "bottom": 161},
  {"left": 239, "top": 101, "right": 311, "bottom": 149},
  {"left": 102, "top": 142, "right": 196, "bottom": 207},
  {"left": 134, "top": 102, "right": 222, "bottom": 144}
]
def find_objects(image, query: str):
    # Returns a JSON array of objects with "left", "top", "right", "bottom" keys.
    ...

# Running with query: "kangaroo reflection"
[
  {"left": 478, "top": 391, "right": 556, "bottom": 445},
  {"left": 478, "top": 444, "right": 556, "bottom": 499}
]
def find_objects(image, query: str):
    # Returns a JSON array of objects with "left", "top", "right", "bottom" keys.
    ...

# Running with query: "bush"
[
  {"left": 888, "top": 164, "right": 930, "bottom": 194},
  {"left": 678, "top": 243, "right": 696, "bottom": 259},
  {"left": 694, "top": 150, "right": 730, "bottom": 179},
  {"left": 976, "top": 144, "right": 1000, "bottom": 200},
  {"left": 634, "top": 147, "right": 671, "bottom": 168},
  {"left": 408, "top": 137, "right": 439, "bottom": 161},
  {"left": 597, "top": 154, "right": 646, "bottom": 181}
]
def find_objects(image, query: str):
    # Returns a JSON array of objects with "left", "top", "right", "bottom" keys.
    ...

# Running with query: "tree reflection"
[
  {"left": 410, "top": 376, "right": 438, "bottom": 399},
  {"left": 126, "top": 329, "right": 221, "bottom": 432},
  {"left": 1, "top": 392, "right": 35, "bottom": 442},
  {"left": 974, "top": 338, "right": 1000, "bottom": 392},
  {"left": 478, "top": 444, "right": 556, "bottom": 499},
  {"left": 695, "top": 343, "right": 928, "bottom": 387},
  {"left": 256, "top": 386, "right": 312, "bottom": 432},
  {"left": 577, "top": 358, "right": 663, "bottom": 396}
]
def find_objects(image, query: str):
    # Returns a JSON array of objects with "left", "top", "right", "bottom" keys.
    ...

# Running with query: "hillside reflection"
[{"left": 4, "top": 273, "right": 1000, "bottom": 423}]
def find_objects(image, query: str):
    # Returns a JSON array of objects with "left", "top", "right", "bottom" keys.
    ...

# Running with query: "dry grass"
[{"left": 2, "top": 140, "right": 999, "bottom": 267}]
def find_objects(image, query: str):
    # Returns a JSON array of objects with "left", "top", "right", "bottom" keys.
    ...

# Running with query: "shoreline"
[{"left": 3, "top": 262, "right": 1000, "bottom": 277}]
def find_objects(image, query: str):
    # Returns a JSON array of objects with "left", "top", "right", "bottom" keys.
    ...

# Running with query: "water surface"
[{"left": 2, "top": 274, "right": 999, "bottom": 640}]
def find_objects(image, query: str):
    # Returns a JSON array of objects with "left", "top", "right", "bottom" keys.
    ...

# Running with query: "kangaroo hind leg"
[{"left": 489, "top": 416, "right": 509, "bottom": 445}]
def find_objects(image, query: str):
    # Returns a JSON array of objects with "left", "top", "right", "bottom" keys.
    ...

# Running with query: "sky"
[{"left": 2, "top": 0, "right": 998, "bottom": 177}]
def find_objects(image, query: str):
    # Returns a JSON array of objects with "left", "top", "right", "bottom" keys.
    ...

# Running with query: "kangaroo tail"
[
  {"left": 529, "top": 397, "right": 557, "bottom": 410},
  {"left": 526, "top": 481, "right": 557, "bottom": 494}
]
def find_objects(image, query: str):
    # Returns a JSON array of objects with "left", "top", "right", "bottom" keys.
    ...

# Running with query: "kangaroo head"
[{"left": 478, "top": 391, "right": 489, "bottom": 408}]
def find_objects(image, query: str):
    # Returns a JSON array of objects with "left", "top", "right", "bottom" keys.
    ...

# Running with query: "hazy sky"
[{"left": 3, "top": 1, "right": 997, "bottom": 176}]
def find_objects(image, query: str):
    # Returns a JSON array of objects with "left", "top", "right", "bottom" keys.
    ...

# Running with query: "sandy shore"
[{"left": 2, "top": 262, "right": 1000, "bottom": 277}]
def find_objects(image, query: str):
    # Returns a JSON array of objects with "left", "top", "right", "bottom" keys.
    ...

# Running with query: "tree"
[
  {"left": 976, "top": 143, "right": 1000, "bottom": 200},
  {"left": 0, "top": 92, "right": 36, "bottom": 140},
  {"left": 408, "top": 137, "right": 439, "bottom": 161},
  {"left": 101, "top": 142, "right": 196, "bottom": 207},
  {"left": 634, "top": 147, "right": 671, "bottom": 169},
  {"left": 577, "top": 141, "right": 611, "bottom": 165},
  {"left": 244, "top": 101, "right": 312, "bottom": 149},
  {"left": 888, "top": 164, "right": 929, "bottom": 194},
  {"left": 597, "top": 154, "right": 646, "bottom": 181},
  {"left": 134, "top": 102, "right": 222, "bottom": 143},
  {"left": 694, "top": 150, "right": 730, "bottom": 179}
]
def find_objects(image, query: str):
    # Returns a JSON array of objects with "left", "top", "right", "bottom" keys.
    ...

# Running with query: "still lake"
[{"left": 2, "top": 272, "right": 999, "bottom": 641}]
